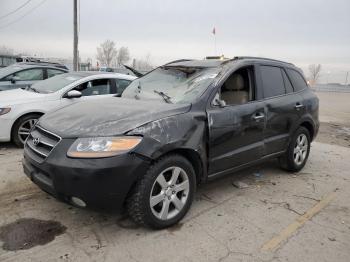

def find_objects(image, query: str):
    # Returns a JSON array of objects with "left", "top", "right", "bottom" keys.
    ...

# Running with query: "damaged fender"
[{"left": 128, "top": 112, "right": 208, "bottom": 183}]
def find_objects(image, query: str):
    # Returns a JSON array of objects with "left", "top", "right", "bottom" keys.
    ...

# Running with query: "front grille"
[{"left": 25, "top": 125, "right": 61, "bottom": 163}]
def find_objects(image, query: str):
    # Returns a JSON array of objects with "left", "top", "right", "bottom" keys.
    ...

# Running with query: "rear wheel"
[
  {"left": 127, "top": 154, "right": 196, "bottom": 229},
  {"left": 279, "top": 126, "right": 310, "bottom": 172},
  {"left": 12, "top": 114, "right": 40, "bottom": 147}
]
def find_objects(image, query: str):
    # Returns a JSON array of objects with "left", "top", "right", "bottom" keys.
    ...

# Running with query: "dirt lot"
[{"left": 0, "top": 91, "right": 349, "bottom": 262}]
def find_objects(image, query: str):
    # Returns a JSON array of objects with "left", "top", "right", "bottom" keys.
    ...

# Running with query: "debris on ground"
[
  {"left": 254, "top": 172, "right": 262, "bottom": 178},
  {"left": 232, "top": 181, "right": 249, "bottom": 189}
]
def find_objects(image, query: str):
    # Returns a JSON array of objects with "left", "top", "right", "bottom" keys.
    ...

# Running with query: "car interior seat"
[{"left": 221, "top": 74, "right": 249, "bottom": 105}]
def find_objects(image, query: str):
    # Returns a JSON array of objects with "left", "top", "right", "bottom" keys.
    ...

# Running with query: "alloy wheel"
[
  {"left": 293, "top": 134, "right": 308, "bottom": 166},
  {"left": 18, "top": 118, "right": 37, "bottom": 145},
  {"left": 149, "top": 166, "right": 190, "bottom": 220}
]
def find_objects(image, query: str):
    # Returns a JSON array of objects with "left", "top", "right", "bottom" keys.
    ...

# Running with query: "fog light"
[{"left": 71, "top": 197, "right": 86, "bottom": 207}]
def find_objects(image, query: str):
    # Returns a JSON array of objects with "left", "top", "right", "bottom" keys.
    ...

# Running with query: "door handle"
[
  {"left": 295, "top": 103, "right": 304, "bottom": 110},
  {"left": 252, "top": 113, "right": 265, "bottom": 121}
]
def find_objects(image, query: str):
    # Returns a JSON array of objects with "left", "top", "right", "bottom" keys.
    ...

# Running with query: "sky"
[{"left": 0, "top": 0, "right": 349, "bottom": 83}]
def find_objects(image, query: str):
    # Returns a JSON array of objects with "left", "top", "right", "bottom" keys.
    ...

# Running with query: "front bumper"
[
  {"left": 0, "top": 117, "right": 12, "bottom": 142},
  {"left": 23, "top": 138, "right": 150, "bottom": 211}
]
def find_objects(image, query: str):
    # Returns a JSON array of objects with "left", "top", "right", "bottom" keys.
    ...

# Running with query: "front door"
[
  {"left": 60, "top": 78, "right": 117, "bottom": 107},
  {"left": 207, "top": 65, "right": 266, "bottom": 176}
]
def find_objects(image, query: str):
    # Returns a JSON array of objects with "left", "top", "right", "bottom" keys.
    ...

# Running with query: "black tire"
[
  {"left": 127, "top": 154, "right": 196, "bottom": 229},
  {"left": 279, "top": 126, "right": 311, "bottom": 172},
  {"left": 11, "top": 114, "right": 41, "bottom": 148}
]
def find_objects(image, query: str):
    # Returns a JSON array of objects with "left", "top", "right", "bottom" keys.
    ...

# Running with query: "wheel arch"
[
  {"left": 299, "top": 120, "right": 315, "bottom": 141},
  {"left": 11, "top": 111, "right": 45, "bottom": 140}
]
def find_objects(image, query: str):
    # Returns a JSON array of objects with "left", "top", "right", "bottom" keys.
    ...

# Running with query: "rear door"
[{"left": 258, "top": 65, "right": 304, "bottom": 155}]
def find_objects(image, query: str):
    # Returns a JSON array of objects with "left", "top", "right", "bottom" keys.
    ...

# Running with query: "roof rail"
[
  {"left": 233, "top": 56, "right": 294, "bottom": 65},
  {"left": 18, "top": 61, "right": 69, "bottom": 70},
  {"left": 164, "top": 59, "right": 193, "bottom": 65}
]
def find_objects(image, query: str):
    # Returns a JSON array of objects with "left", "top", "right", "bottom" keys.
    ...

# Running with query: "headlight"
[
  {"left": 67, "top": 136, "right": 142, "bottom": 158},
  {"left": 0, "top": 108, "right": 11, "bottom": 116}
]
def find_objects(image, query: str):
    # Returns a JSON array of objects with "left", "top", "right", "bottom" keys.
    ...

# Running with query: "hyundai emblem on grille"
[{"left": 33, "top": 137, "right": 40, "bottom": 146}]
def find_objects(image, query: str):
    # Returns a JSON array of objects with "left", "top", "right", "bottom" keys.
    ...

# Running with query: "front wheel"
[
  {"left": 127, "top": 154, "right": 196, "bottom": 229},
  {"left": 12, "top": 114, "right": 40, "bottom": 147},
  {"left": 279, "top": 126, "right": 311, "bottom": 172}
]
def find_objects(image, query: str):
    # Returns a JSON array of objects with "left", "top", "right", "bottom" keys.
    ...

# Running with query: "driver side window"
[
  {"left": 75, "top": 79, "right": 112, "bottom": 96},
  {"left": 214, "top": 66, "right": 255, "bottom": 106}
]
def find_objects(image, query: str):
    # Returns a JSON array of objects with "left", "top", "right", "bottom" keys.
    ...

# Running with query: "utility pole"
[{"left": 73, "top": 0, "right": 78, "bottom": 71}]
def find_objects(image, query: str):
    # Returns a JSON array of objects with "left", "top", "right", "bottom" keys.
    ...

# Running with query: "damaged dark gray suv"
[{"left": 23, "top": 57, "right": 319, "bottom": 229}]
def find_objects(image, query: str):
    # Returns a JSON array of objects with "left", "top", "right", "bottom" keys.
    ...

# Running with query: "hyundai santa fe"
[{"left": 22, "top": 57, "right": 319, "bottom": 229}]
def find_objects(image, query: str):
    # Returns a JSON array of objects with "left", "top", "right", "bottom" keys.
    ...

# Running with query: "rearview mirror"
[
  {"left": 11, "top": 76, "right": 20, "bottom": 84},
  {"left": 65, "top": 90, "right": 82, "bottom": 98}
]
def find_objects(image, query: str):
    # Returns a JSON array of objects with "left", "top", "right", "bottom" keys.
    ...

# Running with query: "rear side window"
[
  {"left": 47, "top": 69, "right": 65, "bottom": 78},
  {"left": 286, "top": 69, "right": 308, "bottom": 92},
  {"left": 260, "top": 66, "right": 285, "bottom": 98},
  {"left": 281, "top": 69, "right": 294, "bottom": 93}
]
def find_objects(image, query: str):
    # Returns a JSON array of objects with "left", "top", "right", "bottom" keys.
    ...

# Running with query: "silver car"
[{"left": 0, "top": 63, "right": 68, "bottom": 91}]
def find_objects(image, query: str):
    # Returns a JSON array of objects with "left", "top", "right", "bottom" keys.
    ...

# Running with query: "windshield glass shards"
[{"left": 122, "top": 66, "right": 220, "bottom": 104}]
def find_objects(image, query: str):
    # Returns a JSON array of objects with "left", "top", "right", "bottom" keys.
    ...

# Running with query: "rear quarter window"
[
  {"left": 286, "top": 69, "right": 308, "bottom": 92},
  {"left": 260, "top": 66, "right": 285, "bottom": 98},
  {"left": 281, "top": 69, "right": 294, "bottom": 93}
]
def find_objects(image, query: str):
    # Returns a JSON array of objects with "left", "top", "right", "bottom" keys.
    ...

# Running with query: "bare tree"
[
  {"left": 0, "top": 46, "right": 14, "bottom": 56},
  {"left": 133, "top": 53, "right": 153, "bottom": 71},
  {"left": 116, "top": 47, "right": 130, "bottom": 66},
  {"left": 308, "top": 64, "right": 322, "bottom": 86},
  {"left": 96, "top": 40, "right": 118, "bottom": 67}
]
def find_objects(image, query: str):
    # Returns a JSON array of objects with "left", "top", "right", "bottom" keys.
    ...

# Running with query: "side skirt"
[{"left": 207, "top": 151, "right": 285, "bottom": 181}]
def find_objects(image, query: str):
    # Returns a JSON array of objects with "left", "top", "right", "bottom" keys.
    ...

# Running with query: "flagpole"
[
  {"left": 214, "top": 34, "right": 217, "bottom": 55},
  {"left": 212, "top": 27, "right": 217, "bottom": 55}
]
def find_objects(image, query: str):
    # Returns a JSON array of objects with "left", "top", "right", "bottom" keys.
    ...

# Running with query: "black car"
[{"left": 23, "top": 57, "right": 319, "bottom": 229}]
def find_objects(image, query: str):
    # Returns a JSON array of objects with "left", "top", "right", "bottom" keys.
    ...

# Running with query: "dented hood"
[{"left": 38, "top": 97, "right": 191, "bottom": 138}]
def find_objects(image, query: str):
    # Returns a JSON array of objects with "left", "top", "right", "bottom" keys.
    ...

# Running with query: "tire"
[
  {"left": 279, "top": 126, "right": 311, "bottom": 172},
  {"left": 12, "top": 114, "right": 41, "bottom": 148},
  {"left": 127, "top": 154, "right": 196, "bottom": 229}
]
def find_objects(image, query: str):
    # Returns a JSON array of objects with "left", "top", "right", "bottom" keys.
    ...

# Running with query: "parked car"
[
  {"left": 22, "top": 57, "right": 319, "bottom": 229},
  {"left": 0, "top": 62, "right": 69, "bottom": 91},
  {"left": 99, "top": 66, "right": 137, "bottom": 76},
  {"left": 0, "top": 71, "right": 136, "bottom": 147}
]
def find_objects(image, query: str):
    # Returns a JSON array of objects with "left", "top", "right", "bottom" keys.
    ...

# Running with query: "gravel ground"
[{"left": 0, "top": 91, "right": 349, "bottom": 262}]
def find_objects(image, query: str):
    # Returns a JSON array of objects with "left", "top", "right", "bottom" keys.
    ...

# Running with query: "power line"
[
  {"left": 0, "top": 0, "right": 32, "bottom": 20},
  {"left": 0, "top": 0, "right": 47, "bottom": 30}
]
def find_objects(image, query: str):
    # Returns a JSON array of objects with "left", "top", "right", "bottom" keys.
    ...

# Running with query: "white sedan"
[{"left": 0, "top": 71, "right": 136, "bottom": 147}]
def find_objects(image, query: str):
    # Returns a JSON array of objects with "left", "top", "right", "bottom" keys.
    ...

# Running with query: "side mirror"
[
  {"left": 65, "top": 90, "right": 82, "bottom": 99},
  {"left": 11, "top": 76, "right": 20, "bottom": 84},
  {"left": 213, "top": 98, "right": 226, "bottom": 107}
]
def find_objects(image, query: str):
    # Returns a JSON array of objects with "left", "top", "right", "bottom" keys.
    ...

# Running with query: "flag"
[{"left": 212, "top": 27, "right": 216, "bottom": 35}]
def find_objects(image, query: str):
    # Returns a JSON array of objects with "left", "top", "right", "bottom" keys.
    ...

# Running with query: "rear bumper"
[{"left": 23, "top": 138, "right": 150, "bottom": 211}]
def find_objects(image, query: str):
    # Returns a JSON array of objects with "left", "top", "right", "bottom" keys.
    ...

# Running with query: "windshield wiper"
[
  {"left": 26, "top": 86, "right": 39, "bottom": 93},
  {"left": 153, "top": 90, "right": 172, "bottom": 103}
]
